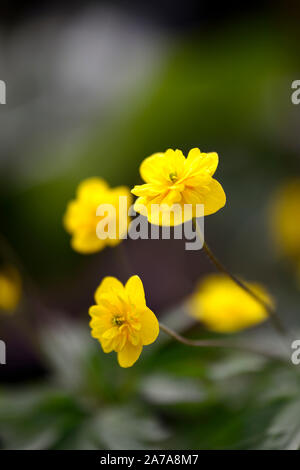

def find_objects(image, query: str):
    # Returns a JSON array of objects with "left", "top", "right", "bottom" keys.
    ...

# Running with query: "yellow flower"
[
  {"left": 131, "top": 148, "right": 226, "bottom": 226},
  {"left": 0, "top": 266, "right": 22, "bottom": 313},
  {"left": 270, "top": 179, "right": 300, "bottom": 265},
  {"left": 188, "top": 274, "right": 272, "bottom": 333},
  {"left": 63, "top": 178, "right": 132, "bottom": 254},
  {"left": 89, "top": 275, "right": 159, "bottom": 367}
]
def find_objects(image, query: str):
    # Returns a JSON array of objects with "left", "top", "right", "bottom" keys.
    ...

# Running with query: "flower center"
[
  {"left": 169, "top": 172, "right": 178, "bottom": 183},
  {"left": 112, "top": 315, "right": 125, "bottom": 327}
]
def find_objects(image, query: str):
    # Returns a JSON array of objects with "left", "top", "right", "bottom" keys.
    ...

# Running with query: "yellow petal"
[
  {"left": 186, "top": 148, "right": 201, "bottom": 160},
  {"left": 204, "top": 152, "right": 219, "bottom": 176},
  {"left": 182, "top": 187, "right": 204, "bottom": 205},
  {"left": 63, "top": 200, "right": 81, "bottom": 233},
  {"left": 164, "top": 148, "right": 185, "bottom": 176},
  {"left": 77, "top": 177, "right": 109, "bottom": 200},
  {"left": 202, "top": 178, "right": 226, "bottom": 216},
  {"left": 102, "top": 326, "right": 119, "bottom": 339},
  {"left": 111, "top": 185, "right": 132, "bottom": 199},
  {"left": 101, "top": 337, "right": 115, "bottom": 353},
  {"left": 117, "top": 342, "right": 143, "bottom": 367},
  {"left": 140, "top": 153, "right": 167, "bottom": 184},
  {"left": 140, "top": 307, "right": 159, "bottom": 345},
  {"left": 125, "top": 275, "right": 146, "bottom": 306},
  {"left": 131, "top": 183, "right": 163, "bottom": 197},
  {"left": 188, "top": 274, "right": 270, "bottom": 333},
  {"left": 89, "top": 307, "right": 112, "bottom": 337},
  {"left": 162, "top": 189, "right": 183, "bottom": 206},
  {"left": 145, "top": 201, "right": 193, "bottom": 226},
  {"left": 128, "top": 330, "right": 141, "bottom": 346},
  {"left": 0, "top": 267, "right": 22, "bottom": 313},
  {"left": 132, "top": 197, "right": 150, "bottom": 218},
  {"left": 71, "top": 232, "right": 105, "bottom": 254},
  {"left": 114, "top": 333, "right": 127, "bottom": 352},
  {"left": 95, "top": 276, "right": 124, "bottom": 304},
  {"left": 187, "top": 149, "right": 219, "bottom": 177},
  {"left": 89, "top": 304, "right": 110, "bottom": 320}
]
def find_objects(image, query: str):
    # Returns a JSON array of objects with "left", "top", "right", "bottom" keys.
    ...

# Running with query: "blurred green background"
[{"left": 0, "top": 1, "right": 300, "bottom": 450}]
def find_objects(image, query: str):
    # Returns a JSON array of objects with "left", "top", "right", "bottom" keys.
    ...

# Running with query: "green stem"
[
  {"left": 159, "top": 322, "right": 287, "bottom": 363},
  {"left": 192, "top": 219, "right": 289, "bottom": 339},
  {"left": 114, "top": 242, "right": 133, "bottom": 280}
]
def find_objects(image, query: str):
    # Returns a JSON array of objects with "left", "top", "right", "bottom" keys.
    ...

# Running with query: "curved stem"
[
  {"left": 192, "top": 219, "right": 289, "bottom": 338},
  {"left": 159, "top": 323, "right": 287, "bottom": 363},
  {"left": 114, "top": 242, "right": 133, "bottom": 280}
]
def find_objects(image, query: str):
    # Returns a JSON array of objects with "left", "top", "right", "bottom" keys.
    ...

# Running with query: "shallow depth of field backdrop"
[{"left": 0, "top": 1, "right": 300, "bottom": 450}]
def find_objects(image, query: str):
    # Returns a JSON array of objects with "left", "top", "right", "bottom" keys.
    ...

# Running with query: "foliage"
[{"left": 0, "top": 314, "right": 299, "bottom": 450}]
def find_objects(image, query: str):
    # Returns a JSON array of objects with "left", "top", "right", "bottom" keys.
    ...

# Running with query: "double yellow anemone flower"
[
  {"left": 131, "top": 148, "right": 226, "bottom": 226},
  {"left": 0, "top": 266, "right": 22, "bottom": 313},
  {"left": 270, "top": 179, "right": 300, "bottom": 283},
  {"left": 63, "top": 177, "right": 132, "bottom": 254},
  {"left": 188, "top": 274, "right": 272, "bottom": 333},
  {"left": 89, "top": 275, "right": 159, "bottom": 367}
]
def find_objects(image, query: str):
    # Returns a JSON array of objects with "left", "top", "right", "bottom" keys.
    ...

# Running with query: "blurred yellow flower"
[
  {"left": 131, "top": 148, "right": 226, "bottom": 226},
  {"left": 89, "top": 275, "right": 159, "bottom": 367},
  {"left": 63, "top": 178, "right": 132, "bottom": 254},
  {"left": 0, "top": 266, "right": 22, "bottom": 313},
  {"left": 188, "top": 274, "right": 272, "bottom": 333},
  {"left": 270, "top": 179, "right": 300, "bottom": 268}
]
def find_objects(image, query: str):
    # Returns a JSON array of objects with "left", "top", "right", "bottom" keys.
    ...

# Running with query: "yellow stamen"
[{"left": 112, "top": 315, "right": 124, "bottom": 326}]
